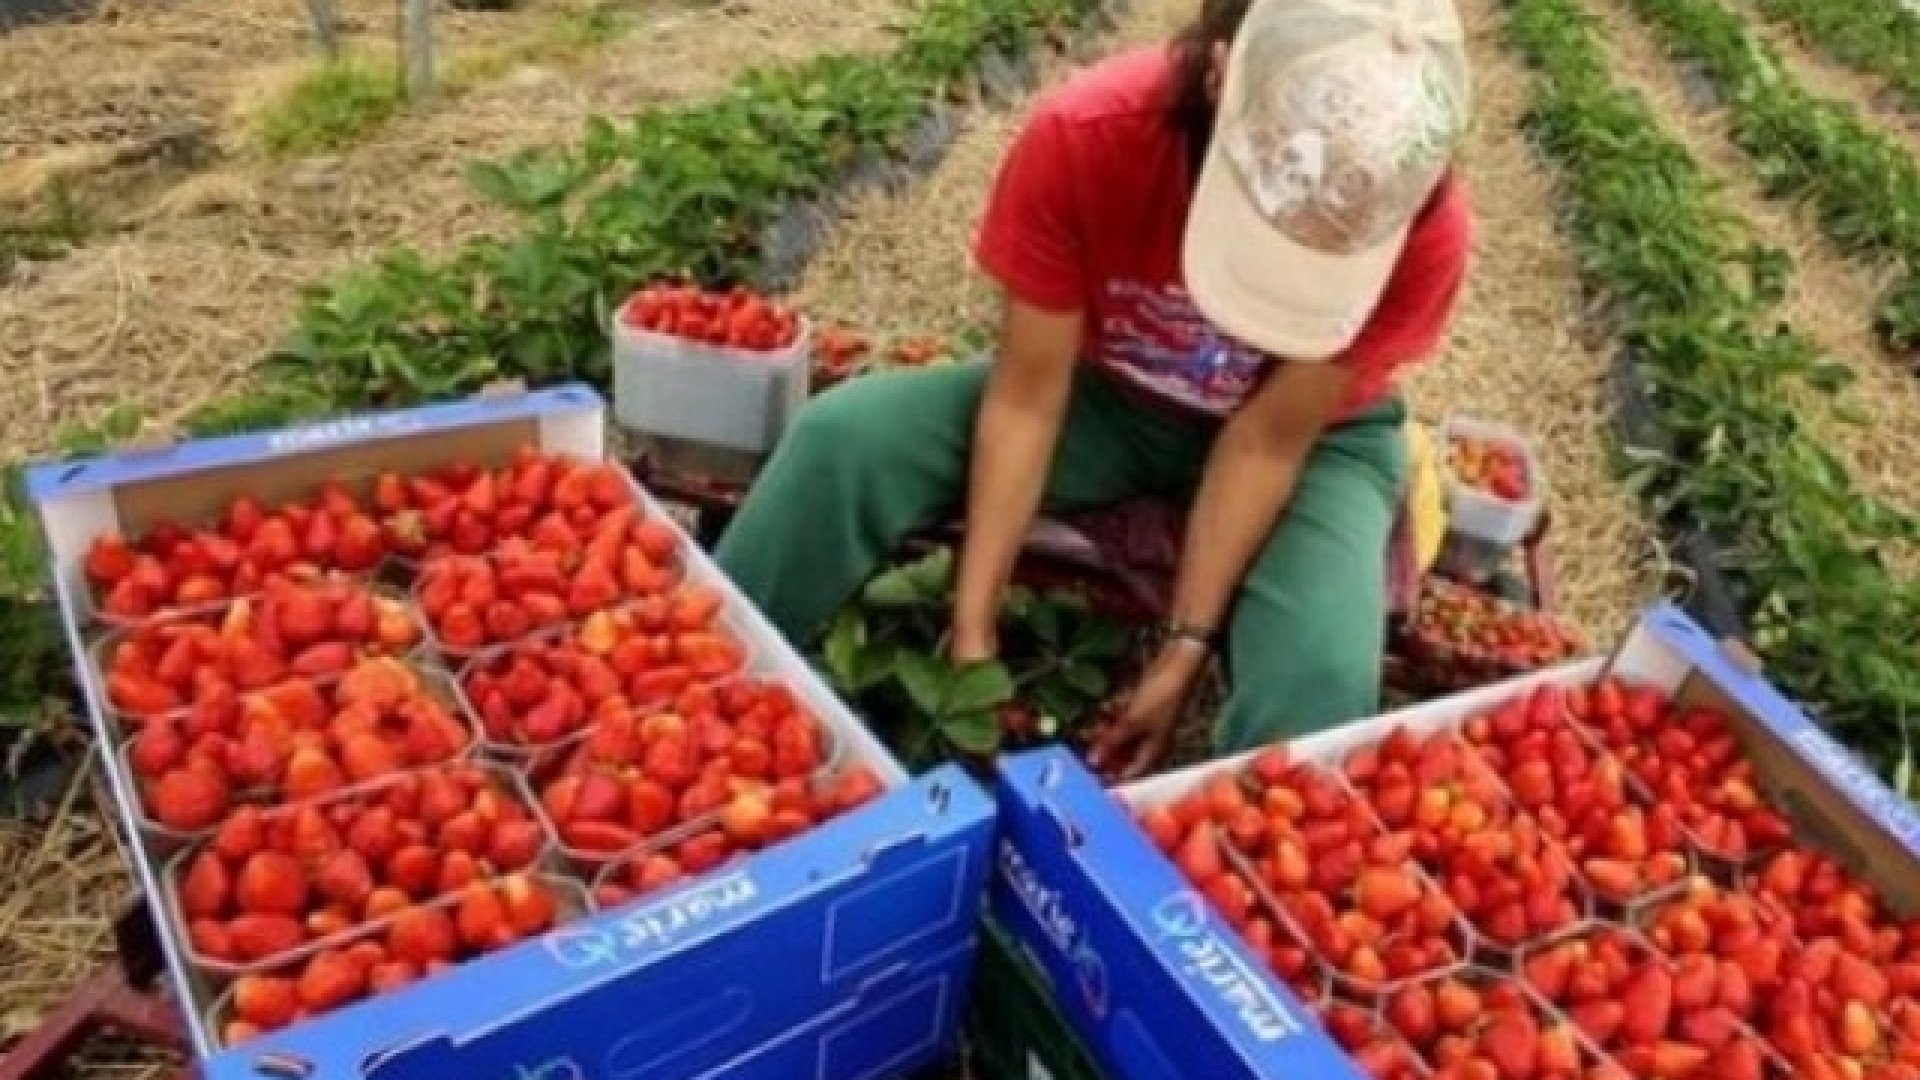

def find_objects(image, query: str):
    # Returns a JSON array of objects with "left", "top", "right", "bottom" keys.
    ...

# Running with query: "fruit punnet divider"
[
  {"left": 519, "top": 698, "right": 852, "bottom": 877},
  {"left": 154, "top": 758, "right": 558, "bottom": 983},
  {"left": 199, "top": 872, "right": 594, "bottom": 1051},
  {"left": 25, "top": 384, "right": 929, "bottom": 1063},
  {"left": 111, "top": 657, "right": 477, "bottom": 857},
  {"left": 83, "top": 574, "right": 430, "bottom": 747},
  {"left": 445, "top": 601, "right": 773, "bottom": 760}
]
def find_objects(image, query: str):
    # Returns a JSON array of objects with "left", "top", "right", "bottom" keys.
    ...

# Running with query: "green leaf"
[
  {"left": 895, "top": 651, "right": 950, "bottom": 717},
  {"left": 852, "top": 641, "right": 899, "bottom": 693},
  {"left": 1028, "top": 598, "right": 1062, "bottom": 647},
  {"left": 947, "top": 660, "right": 1015, "bottom": 715},
  {"left": 1033, "top": 679, "right": 1079, "bottom": 727},
  {"left": 941, "top": 709, "right": 1002, "bottom": 755},
  {"left": 821, "top": 610, "right": 866, "bottom": 690},
  {"left": 862, "top": 565, "right": 925, "bottom": 607},
  {"left": 1077, "top": 619, "right": 1133, "bottom": 660},
  {"left": 1062, "top": 660, "right": 1108, "bottom": 699}
]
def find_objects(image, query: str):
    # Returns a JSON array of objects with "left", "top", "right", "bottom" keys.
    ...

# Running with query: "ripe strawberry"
[
  {"left": 235, "top": 850, "right": 307, "bottom": 917},
  {"left": 231, "top": 975, "right": 300, "bottom": 1030},
  {"left": 296, "top": 949, "right": 365, "bottom": 1012},
  {"left": 315, "top": 850, "right": 375, "bottom": 911},
  {"left": 455, "top": 882, "right": 515, "bottom": 951},
  {"left": 149, "top": 767, "right": 228, "bottom": 831},
  {"left": 228, "top": 913, "right": 306, "bottom": 962},
  {"left": 386, "top": 906, "right": 458, "bottom": 967}
]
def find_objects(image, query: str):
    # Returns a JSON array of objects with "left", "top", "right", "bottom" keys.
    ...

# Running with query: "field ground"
[{"left": 3, "top": 0, "right": 1919, "bottom": 1069}]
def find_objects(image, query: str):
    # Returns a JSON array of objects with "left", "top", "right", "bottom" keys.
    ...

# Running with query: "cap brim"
[{"left": 1183, "top": 140, "right": 1409, "bottom": 361}]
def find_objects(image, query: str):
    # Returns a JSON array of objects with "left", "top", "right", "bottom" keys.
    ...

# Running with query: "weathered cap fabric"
[{"left": 1183, "top": 0, "right": 1470, "bottom": 358}]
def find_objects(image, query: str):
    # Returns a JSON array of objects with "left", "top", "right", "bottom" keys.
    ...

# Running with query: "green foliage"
[
  {"left": 257, "top": 61, "right": 406, "bottom": 157},
  {"left": 1753, "top": 0, "right": 1920, "bottom": 114},
  {"left": 1503, "top": 0, "right": 1920, "bottom": 777},
  {"left": 817, "top": 548, "right": 1136, "bottom": 770},
  {"left": 1624, "top": 0, "right": 1920, "bottom": 355}
]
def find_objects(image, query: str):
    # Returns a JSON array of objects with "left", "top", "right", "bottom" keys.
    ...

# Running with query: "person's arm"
[
  {"left": 949, "top": 301, "right": 1084, "bottom": 660},
  {"left": 954, "top": 99, "right": 1086, "bottom": 660},
  {"left": 1166, "top": 358, "right": 1354, "bottom": 649},
  {"left": 1090, "top": 357, "right": 1352, "bottom": 779}
]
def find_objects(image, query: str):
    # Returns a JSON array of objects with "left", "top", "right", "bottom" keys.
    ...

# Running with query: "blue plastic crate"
[
  {"left": 27, "top": 384, "right": 997, "bottom": 1078},
  {"left": 992, "top": 604, "right": 1920, "bottom": 1080},
  {"left": 209, "top": 768, "right": 989, "bottom": 1080}
]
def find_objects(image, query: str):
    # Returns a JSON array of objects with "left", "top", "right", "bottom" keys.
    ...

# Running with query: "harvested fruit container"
[
  {"left": 1439, "top": 415, "right": 1544, "bottom": 574},
  {"left": 994, "top": 603, "right": 1920, "bottom": 1080},
  {"left": 27, "top": 383, "right": 995, "bottom": 1080},
  {"left": 611, "top": 284, "right": 814, "bottom": 456},
  {"left": 1392, "top": 577, "right": 1584, "bottom": 696}
]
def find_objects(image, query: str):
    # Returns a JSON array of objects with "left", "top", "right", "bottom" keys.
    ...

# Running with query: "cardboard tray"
[
  {"left": 990, "top": 603, "right": 1920, "bottom": 1080},
  {"left": 28, "top": 384, "right": 994, "bottom": 1077}
]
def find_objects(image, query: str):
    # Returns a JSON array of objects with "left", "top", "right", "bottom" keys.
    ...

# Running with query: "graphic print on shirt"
[{"left": 1098, "top": 279, "right": 1268, "bottom": 414}]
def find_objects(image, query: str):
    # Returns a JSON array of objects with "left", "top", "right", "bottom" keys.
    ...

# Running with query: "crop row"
[
  {"left": 0, "top": 0, "right": 1118, "bottom": 732},
  {"left": 1499, "top": 0, "right": 1920, "bottom": 775},
  {"left": 1750, "top": 0, "right": 1920, "bottom": 118},
  {"left": 1623, "top": 0, "right": 1920, "bottom": 357}
]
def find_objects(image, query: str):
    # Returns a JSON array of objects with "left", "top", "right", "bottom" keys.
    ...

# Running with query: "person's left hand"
[{"left": 1087, "top": 642, "right": 1207, "bottom": 782}]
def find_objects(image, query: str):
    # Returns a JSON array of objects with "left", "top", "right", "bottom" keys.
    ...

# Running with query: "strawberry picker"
[{"left": 716, "top": 0, "right": 1474, "bottom": 777}]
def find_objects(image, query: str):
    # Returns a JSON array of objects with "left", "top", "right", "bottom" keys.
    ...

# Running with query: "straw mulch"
[
  {"left": 799, "top": 0, "right": 1660, "bottom": 641},
  {"left": 0, "top": 0, "right": 915, "bottom": 463},
  {"left": 1584, "top": 0, "right": 1920, "bottom": 581},
  {"left": 0, "top": 768, "right": 168, "bottom": 1078},
  {"left": 0, "top": 0, "right": 592, "bottom": 209}
]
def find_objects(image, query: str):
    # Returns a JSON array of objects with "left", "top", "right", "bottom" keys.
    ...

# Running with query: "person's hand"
[{"left": 1088, "top": 642, "right": 1207, "bottom": 782}]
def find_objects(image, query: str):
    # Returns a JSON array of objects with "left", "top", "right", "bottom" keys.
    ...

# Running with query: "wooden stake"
[
  {"left": 303, "top": 0, "right": 339, "bottom": 56},
  {"left": 400, "top": 0, "right": 435, "bottom": 99}
]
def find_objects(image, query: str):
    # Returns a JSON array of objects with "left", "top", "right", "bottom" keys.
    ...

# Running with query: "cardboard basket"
[
  {"left": 27, "top": 384, "right": 994, "bottom": 1079},
  {"left": 611, "top": 314, "right": 813, "bottom": 455},
  {"left": 991, "top": 603, "right": 1920, "bottom": 1080}
]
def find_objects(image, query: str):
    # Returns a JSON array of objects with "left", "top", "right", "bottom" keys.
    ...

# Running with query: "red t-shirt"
[{"left": 974, "top": 46, "right": 1473, "bottom": 422}]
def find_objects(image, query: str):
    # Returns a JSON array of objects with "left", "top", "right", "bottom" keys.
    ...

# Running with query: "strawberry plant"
[
  {"left": 817, "top": 547, "right": 1136, "bottom": 768},
  {"left": 1622, "top": 0, "right": 1920, "bottom": 357},
  {"left": 1753, "top": 0, "right": 1920, "bottom": 117},
  {"left": 1504, "top": 0, "right": 1920, "bottom": 779}
]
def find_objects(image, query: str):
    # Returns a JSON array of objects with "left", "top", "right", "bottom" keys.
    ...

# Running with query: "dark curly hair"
[{"left": 1166, "top": 0, "right": 1256, "bottom": 176}]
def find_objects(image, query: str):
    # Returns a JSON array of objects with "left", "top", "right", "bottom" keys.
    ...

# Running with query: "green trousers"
[{"left": 714, "top": 362, "right": 1407, "bottom": 753}]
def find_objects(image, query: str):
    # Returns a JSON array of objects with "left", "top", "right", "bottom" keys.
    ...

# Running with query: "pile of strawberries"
[
  {"left": 622, "top": 284, "right": 802, "bottom": 353},
  {"left": 1136, "top": 675, "right": 1920, "bottom": 1080},
  {"left": 1448, "top": 433, "right": 1530, "bottom": 502},
  {"left": 129, "top": 657, "right": 470, "bottom": 832},
  {"left": 592, "top": 764, "right": 884, "bottom": 909},
  {"left": 533, "top": 673, "right": 832, "bottom": 861},
  {"left": 174, "top": 763, "right": 546, "bottom": 967},
  {"left": 77, "top": 446, "right": 890, "bottom": 1049},
  {"left": 460, "top": 589, "right": 748, "bottom": 752},
  {"left": 220, "top": 873, "right": 567, "bottom": 1046},
  {"left": 1402, "top": 580, "right": 1584, "bottom": 691},
  {"left": 415, "top": 508, "right": 682, "bottom": 655}
]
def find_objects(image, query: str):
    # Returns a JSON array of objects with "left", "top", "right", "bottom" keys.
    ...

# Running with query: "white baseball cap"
[{"left": 1183, "top": 0, "right": 1470, "bottom": 358}]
